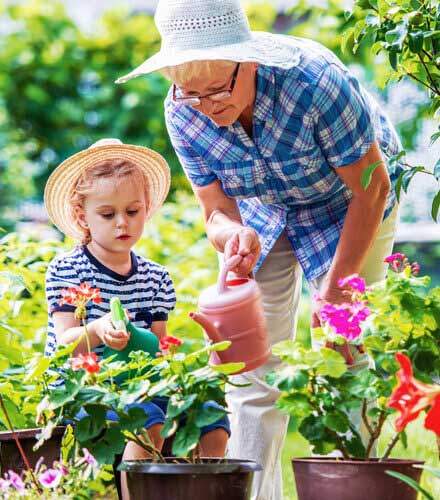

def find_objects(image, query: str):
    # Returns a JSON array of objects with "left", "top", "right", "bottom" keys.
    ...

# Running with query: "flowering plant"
[
  {"left": 0, "top": 445, "right": 103, "bottom": 499},
  {"left": 267, "top": 254, "right": 440, "bottom": 459},
  {"left": 37, "top": 282, "right": 241, "bottom": 464}
]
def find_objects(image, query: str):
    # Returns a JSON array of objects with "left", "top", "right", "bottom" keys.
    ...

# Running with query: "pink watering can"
[{"left": 190, "top": 255, "right": 271, "bottom": 374}]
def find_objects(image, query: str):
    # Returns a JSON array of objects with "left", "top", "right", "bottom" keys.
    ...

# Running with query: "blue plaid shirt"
[{"left": 165, "top": 37, "right": 402, "bottom": 282}]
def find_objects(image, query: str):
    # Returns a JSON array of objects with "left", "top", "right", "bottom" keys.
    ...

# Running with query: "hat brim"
[
  {"left": 44, "top": 144, "right": 170, "bottom": 241},
  {"left": 115, "top": 32, "right": 301, "bottom": 83}
]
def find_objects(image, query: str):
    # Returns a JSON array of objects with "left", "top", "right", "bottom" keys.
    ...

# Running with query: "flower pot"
[
  {"left": 118, "top": 458, "right": 261, "bottom": 500},
  {"left": 292, "top": 457, "right": 424, "bottom": 500},
  {"left": 0, "top": 427, "right": 65, "bottom": 474}
]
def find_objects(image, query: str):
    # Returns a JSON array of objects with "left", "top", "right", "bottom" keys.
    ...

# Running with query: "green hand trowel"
[{"left": 103, "top": 297, "right": 159, "bottom": 384}]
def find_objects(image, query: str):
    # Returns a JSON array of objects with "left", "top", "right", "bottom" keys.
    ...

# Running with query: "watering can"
[
  {"left": 190, "top": 255, "right": 271, "bottom": 374},
  {"left": 103, "top": 297, "right": 159, "bottom": 383}
]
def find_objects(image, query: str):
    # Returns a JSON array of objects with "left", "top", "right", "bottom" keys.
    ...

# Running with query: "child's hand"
[{"left": 95, "top": 313, "right": 130, "bottom": 350}]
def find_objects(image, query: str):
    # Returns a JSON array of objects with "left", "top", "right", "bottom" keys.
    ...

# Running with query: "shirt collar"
[{"left": 253, "top": 64, "right": 275, "bottom": 123}]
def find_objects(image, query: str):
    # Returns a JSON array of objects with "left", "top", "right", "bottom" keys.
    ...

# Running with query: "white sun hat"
[
  {"left": 44, "top": 138, "right": 170, "bottom": 241},
  {"left": 115, "top": 0, "right": 301, "bottom": 84}
]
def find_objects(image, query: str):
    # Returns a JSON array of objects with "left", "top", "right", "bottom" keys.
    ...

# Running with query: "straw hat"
[
  {"left": 115, "top": 0, "right": 301, "bottom": 83},
  {"left": 44, "top": 138, "right": 170, "bottom": 241}
]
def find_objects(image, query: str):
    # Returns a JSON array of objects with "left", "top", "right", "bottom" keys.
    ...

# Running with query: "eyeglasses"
[{"left": 172, "top": 63, "right": 240, "bottom": 106}]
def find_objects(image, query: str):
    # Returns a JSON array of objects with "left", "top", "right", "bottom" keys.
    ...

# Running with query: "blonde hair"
[
  {"left": 161, "top": 59, "right": 236, "bottom": 86},
  {"left": 69, "top": 158, "right": 149, "bottom": 244}
]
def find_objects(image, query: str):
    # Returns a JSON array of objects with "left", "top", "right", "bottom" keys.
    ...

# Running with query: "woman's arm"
[
  {"left": 319, "top": 140, "right": 391, "bottom": 302},
  {"left": 53, "top": 311, "right": 129, "bottom": 355},
  {"left": 192, "top": 179, "right": 261, "bottom": 277}
]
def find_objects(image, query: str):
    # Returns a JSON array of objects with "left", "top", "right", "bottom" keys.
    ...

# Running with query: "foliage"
[
  {"left": 344, "top": 0, "right": 440, "bottom": 219},
  {"left": 267, "top": 255, "right": 440, "bottom": 460}
]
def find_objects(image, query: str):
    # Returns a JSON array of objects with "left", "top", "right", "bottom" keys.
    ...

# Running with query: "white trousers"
[{"left": 224, "top": 204, "right": 399, "bottom": 500}]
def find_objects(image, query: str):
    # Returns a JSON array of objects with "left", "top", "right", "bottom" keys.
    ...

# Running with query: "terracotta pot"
[
  {"left": 292, "top": 457, "right": 424, "bottom": 500},
  {"left": 0, "top": 427, "right": 65, "bottom": 474},
  {"left": 119, "top": 458, "right": 261, "bottom": 500}
]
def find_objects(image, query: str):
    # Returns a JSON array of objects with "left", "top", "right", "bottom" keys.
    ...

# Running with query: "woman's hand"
[
  {"left": 223, "top": 226, "right": 261, "bottom": 277},
  {"left": 312, "top": 284, "right": 357, "bottom": 365},
  {"left": 93, "top": 313, "right": 130, "bottom": 350}
]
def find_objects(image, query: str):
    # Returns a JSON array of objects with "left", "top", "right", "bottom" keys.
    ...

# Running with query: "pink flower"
[
  {"left": 59, "top": 466, "right": 68, "bottom": 475},
  {"left": 82, "top": 448, "right": 97, "bottom": 466},
  {"left": 39, "top": 468, "right": 63, "bottom": 488},
  {"left": 384, "top": 253, "right": 408, "bottom": 273},
  {"left": 5, "top": 471, "right": 24, "bottom": 490},
  {"left": 319, "top": 301, "right": 370, "bottom": 341},
  {"left": 337, "top": 274, "right": 367, "bottom": 293},
  {"left": 0, "top": 478, "right": 10, "bottom": 491},
  {"left": 411, "top": 262, "right": 420, "bottom": 276}
]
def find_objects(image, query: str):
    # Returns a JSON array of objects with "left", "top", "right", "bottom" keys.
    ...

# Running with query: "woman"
[{"left": 117, "top": 1, "right": 402, "bottom": 498}]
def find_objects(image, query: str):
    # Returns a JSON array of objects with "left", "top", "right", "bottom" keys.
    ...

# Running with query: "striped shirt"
[
  {"left": 44, "top": 245, "right": 176, "bottom": 361},
  {"left": 165, "top": 36, "right": 403, "bottom": 282}
]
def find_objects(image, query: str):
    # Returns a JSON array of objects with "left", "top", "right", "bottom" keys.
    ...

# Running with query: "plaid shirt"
[{"left": 165, "top": 37, "right": 402, "bottom": 281}]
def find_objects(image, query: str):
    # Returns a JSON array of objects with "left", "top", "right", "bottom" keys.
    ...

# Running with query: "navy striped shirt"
[{"left": 44, "top": 245, "right": 176, "bottom": 360}]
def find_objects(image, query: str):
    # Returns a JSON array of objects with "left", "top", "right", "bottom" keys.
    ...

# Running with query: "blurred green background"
[{"left": 1, "top": 0, "right": 439, "bottom": 497}]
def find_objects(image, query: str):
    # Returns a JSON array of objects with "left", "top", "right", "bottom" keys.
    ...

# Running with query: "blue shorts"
[{"left": 74, "top": 397, "right": 231, "bottom": 437}]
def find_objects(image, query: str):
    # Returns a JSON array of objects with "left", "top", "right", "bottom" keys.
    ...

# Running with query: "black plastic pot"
[
  {"left": 0, "top": 427, "right": 65, "bottom": 474},
  {"left": 292, "top": 457, "right": 424, "bottom": 500},
  {"left": 119, "top": 458, "right": 261, "bottom": 500}
]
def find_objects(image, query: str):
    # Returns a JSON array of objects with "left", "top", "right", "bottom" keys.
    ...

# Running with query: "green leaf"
[
  {"left": 61, "top": 425, "right": 75, "bottom": 463},
  {"left": 385, "top": 21, "right": 408, "bottom": 52},
  {"left": 0, "top": 396, "right": 26, "bottom": 429},
  {"left": 316, "top": 348, "right": 347, "bottom": 378},
  {"left": 299, "top": 415, "right": 325, "bottom": 441},
  {"left": 345, "top": 431, "right": 366, "bottom": 458},
  {"left": 172, "top": 423, "right": 201, "bottom": 456},
  {"left": 194, "top": 404, "right": 226, "bottom": 427},
  {"left": 91, "top": 427, "right": 126, "bottom": 465},
  {"left": 431, "top": 190, "right": 440, "bottom": 222},
  {"left": 361, "top": 161, "right": 383, "bottom": 190},
  {"left": 275, "top": 393, "right": 313, "bottom": 418},
  {"left": 167, "top": 394, "right": 197, "bottom": 419},
  {"left": 75, "top": 413, "right": 105, "bottom": 442},
  {"left": 416, "top": 465, "right": 440, "bottom": 480},
  {"left": 210, "top": 362, "right": 244, "bottom": 374},
  {"left": 408, "top": 31, "right": 424, "bottom": 53},
  {"left": 160, "top": 418, "right": 178, "bottom": 439},
  {"left": 120, "top": 406, "right": 149, "bottom": 433},
  {"left": 385, "top": 471, "right": 433, "bottom": 500},
  {"left": 323, "top": 411, "right": 350, "bottom": 433}
]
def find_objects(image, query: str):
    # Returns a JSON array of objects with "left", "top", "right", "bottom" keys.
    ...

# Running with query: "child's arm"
[
  {"left": 151, "top": 321, "right": 167, "bottom": 340},
  {"left": 53, "top": 311, "right": 129, "bottom": 355}
]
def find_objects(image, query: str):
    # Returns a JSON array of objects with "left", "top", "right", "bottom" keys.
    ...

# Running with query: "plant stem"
[
  {"left": 82, "top": 319, "right": 91, "bottom": 353},
  {"left": 418, "top": 53, "right": 440, "bottom": 95},
  {"left": 125, "top": 430, "right": 165, "bottom": 463},
  {"left": 0, "top": 396, "right": 41, "bottom": 493},
  {"left": 365, "top": 410, "right": 386, "bottom": 459},
  {"left": 361, "top": 400, "right": 373, "bottom": 436},
  {"left": 380, "top": 432, "right": 400, "bottom": 461},
  {"left": 406, "top": 72, "right": 438, "bottom": 94}
]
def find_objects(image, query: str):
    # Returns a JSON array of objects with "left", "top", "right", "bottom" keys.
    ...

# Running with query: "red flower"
[
  {"left": 71, "top": 352, "right": 100, "bottom": 374},
  {"left": 387, "top": 353, "right": 440, "bottom": 433},
  {"left": 59, "top": 283, "right": 101, "bottom": 307},
  {"left": 159, "top": 335, "right": 183, "bottom": 354}
]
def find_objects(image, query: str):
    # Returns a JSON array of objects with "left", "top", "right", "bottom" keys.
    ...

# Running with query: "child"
[{"left": 43, "top": 139, "right": 230, "bottom": 496}]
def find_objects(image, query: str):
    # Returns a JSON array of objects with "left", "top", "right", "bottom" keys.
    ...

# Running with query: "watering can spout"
[{"left": 189, "top": 312, "right": 222, "bottom": 344}]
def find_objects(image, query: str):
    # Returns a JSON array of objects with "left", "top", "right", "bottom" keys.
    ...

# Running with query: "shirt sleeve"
[
  {"left": 165, "top": 110, "right": 218, "bottom": 187},
  {"left": 45, "top": 258, "right": 80, "bottom": 316},
  {"left": 151, "top": 268, "right": 176, "bottom": 322},
  {"left": 311, "top": 63, "right": 375, "bottom": 168}
]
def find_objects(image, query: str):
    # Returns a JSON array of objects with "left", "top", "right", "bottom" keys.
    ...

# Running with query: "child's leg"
[
  {"left": 121, "top": 402, "right": 165, "bottom": 500},
  {"left": 198, "top": 428, "right": 229, "bottom": 457},
  {"left": 197, "top": 401, "right": 231, "bottom": 458}
]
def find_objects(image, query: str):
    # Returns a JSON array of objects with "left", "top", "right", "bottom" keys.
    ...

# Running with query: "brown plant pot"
[
  {"left": 119, "top": 458, "right": 261, "bottom": 500},
  {"left": 0, "top": 427, "right": 65, "bottom": 474},
  {"left": 292, "top": 457, "right": 424, "bottom": 500}
]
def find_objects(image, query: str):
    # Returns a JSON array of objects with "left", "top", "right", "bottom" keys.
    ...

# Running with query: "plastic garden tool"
[
  {"left": 103, "top": 297, "right": 159, "bottom": 383},
  {"left": 190, "top": 255, "right": 270, "bottom": 374}
]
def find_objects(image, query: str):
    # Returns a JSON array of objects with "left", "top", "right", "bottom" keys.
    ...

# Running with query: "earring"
[{"left": 83, "top": 222, "right": 88, "bottom": 228}]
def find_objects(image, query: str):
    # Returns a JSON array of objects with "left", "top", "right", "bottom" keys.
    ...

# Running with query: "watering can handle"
[{"left": 217, "top": 255, "right": 244, "bottom": 294}]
